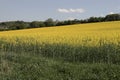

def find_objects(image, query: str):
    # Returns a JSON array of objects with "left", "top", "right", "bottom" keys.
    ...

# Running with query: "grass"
[
  {"left": 1, "top": 52, "right": 120, "bottom": 80},
  {"left": 0, "top": 21, "right": 120, "bottom": 80}
]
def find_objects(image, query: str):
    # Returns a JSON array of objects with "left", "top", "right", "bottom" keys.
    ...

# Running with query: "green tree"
[
  {"left": 30, "top": 21, "right": 40, "bottom": 28},
  {"left": 105, "top": 14, "right": 120, "bottom": 21},
  {"left": 44, "top": 18, "right": 55, "bottom": 27}
]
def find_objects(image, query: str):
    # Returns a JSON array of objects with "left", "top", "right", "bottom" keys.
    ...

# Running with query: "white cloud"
[
  {"left": 109, "top": 12, "right": 114, "bottom": 14},
  {"left": 58, "top": 8, "right": 69, "bottom": 13},
  {"left": 58, "top": 8, "right": 85, "bottom": 13}
]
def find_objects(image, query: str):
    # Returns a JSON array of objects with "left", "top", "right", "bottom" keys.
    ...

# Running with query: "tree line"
[{"left": 0, "top": 13, "right": 120, "bottom": 31}]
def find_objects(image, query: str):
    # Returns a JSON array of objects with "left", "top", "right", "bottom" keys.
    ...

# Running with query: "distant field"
[{"left": 0, "top": 21, "right": 120, "bottom": 80}]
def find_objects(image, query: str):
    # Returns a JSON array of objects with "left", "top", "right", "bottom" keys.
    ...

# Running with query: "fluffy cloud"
[
  {"left": 58, "top": 8, "right": 69, "bottom": 13},
  {"left": 58, "top": 8, "right": 85, "bottom": 13}
]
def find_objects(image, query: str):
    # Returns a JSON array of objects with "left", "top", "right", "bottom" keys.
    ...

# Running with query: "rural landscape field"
[
  {"left": 0, "top": 21, "right": 120, "bottom": 80},
  {"left": 0, "top": 0, "right": 120, "bottom": 80}
]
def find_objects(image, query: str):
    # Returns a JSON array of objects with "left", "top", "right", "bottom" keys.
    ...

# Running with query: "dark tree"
[
  {"left": 44, "top": 18, "right": 55, "bottom": 27},
  {"left": 105, "top": 14, "right": 120, "bottom": 21}
]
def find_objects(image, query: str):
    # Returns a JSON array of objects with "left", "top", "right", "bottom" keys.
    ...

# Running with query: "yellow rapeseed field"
[{"left": 0, "top": 21, "right": 120, "bottom": 46}]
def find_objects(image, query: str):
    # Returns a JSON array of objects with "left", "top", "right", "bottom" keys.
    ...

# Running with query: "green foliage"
[
  {"left": 0, "top": 21, "right": 30, "bottom": 30},
  {"left": 30, "top": 21, "right": 45, "bottom": 28},
  {"left": 0, "top": 52, "right": 120, "bottom": 80},
  {"left": 105, "top": 14, "right": 120, "bottom": 21},
  {"left": 88, "top": 17, "right": 104, "bottom": 22},
  {"left": 0, "top": 39, "right": 120, "bottom": 64},
  {"left": 44, "top": 18, "right": 55, "bottom": 27}
]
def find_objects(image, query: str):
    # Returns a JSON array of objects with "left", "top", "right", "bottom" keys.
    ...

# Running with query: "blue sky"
[{"left": 0, "top": 0, "right": 120, "bottom": 22}]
